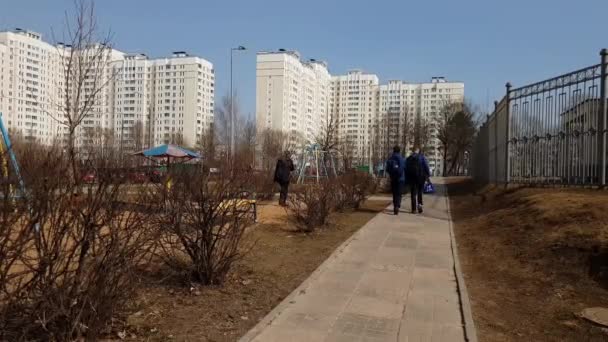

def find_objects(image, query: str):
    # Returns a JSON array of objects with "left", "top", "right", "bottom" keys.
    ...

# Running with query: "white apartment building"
[
  {"left": 376, "top": 77, "right": 464, "bottom": 174},
  {"left": 0, "top": 29, "right": 65, "bottom": 145},
  {"left": 111, "top": 52, "right": 214, "bottom": 151},
  {"left": 256, "top": 50, "right": 330, "bottom": 145},
  {"left": 329, "top": 70, "right": 379, "bottom": 161},
  {"left": 0, "top": 28, "right": 214, "bottom": 151}
]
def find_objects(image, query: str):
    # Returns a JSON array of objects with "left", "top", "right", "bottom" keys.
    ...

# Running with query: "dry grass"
[{"left": 449, "top": 180, "right": 608, "bottom": 342}]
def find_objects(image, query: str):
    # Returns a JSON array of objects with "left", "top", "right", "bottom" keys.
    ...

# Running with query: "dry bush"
[
  {"left": 0, "top": 143, "right": 160, "bottom": 341},
  {"left": 156, "top": 164, "right": 256, "bottom": 285},
  {"left": 251, "top": 170, "right": 276, "bottom": 200},
  {"left": 287, "top": 181, "right": 335, "bottom": 232},
  {"left": 334, "top": 171, "right": 377, "bottom": 211}
]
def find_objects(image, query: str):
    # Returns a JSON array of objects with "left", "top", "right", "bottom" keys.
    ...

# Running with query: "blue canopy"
[{"left": 134, "top": 144, "right": 200, "bottom": 159}]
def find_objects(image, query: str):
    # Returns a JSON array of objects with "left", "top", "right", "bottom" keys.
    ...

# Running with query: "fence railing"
[{"left": 472, "top": 49, "right": 608, "bottom": 186}]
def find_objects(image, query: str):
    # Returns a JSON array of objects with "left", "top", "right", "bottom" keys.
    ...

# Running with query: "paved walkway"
[{"left": 240, "top": 179, "right": 474, "bottom": 342}]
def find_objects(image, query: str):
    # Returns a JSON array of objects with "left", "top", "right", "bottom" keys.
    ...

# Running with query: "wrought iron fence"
[{"left": 473, "top": 49, "right": 608, "bottom": 186}]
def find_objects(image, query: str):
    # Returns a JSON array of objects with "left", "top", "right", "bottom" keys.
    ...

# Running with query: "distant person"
[
  {"left": 386, "top": 146, "right": 405, "bottom": 215},
  {"left": 274, "top": 151, "right": 295, "bottom": 206},
  {"left": 405, "top": 146, "right": 431, "bottom": 214}
]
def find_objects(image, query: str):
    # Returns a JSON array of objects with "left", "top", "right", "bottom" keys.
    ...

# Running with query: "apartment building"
[
  {"left": 256, "top": 50, "right": 330, "bottom": 145},
  {"left": 111, "top": 52, "right": 214, "bottom": 151},
  {"left": 375, "top": 77, "right": 465, "bottom": 174},
  {"left": 0, "top": 29, "right": 65, "bottom": 145},
  {"left": 0, "top": 28, "right": 214, "bottom": 150},
  {"left": 329, "top": 70, "right": 379, "bottom": 161}
]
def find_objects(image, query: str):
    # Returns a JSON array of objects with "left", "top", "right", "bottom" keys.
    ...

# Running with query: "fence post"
[
  {"left": 600, "top": 49, "right": 607, "bottom": 186},
  {"left": 505, "top": 82, "right": 512, "bottom": 184}
]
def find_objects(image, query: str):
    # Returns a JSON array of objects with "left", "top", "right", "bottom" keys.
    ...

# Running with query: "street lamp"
[{"left": 230, "top": 45, "right": 246, "bottom": 159}]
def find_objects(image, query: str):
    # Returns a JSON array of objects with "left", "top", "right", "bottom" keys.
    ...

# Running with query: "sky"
[{"left": 2, "top": 0, "right": 607, "bottom": 119}]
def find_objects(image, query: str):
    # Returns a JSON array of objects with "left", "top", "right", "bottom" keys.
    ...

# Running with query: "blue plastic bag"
[{"left": 423, "top": 181, "right": 435, "bottom": 194}]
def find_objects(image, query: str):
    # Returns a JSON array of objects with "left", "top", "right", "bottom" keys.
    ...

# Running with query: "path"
[{"left": 240, "top": 178, "right": 476, "bottom": 342}]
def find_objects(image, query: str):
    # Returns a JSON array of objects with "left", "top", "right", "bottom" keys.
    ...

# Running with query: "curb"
[
  {"left": 444, "top": 185, "right": 478, "bottom": 342},
  {"left": 238, "top": 209, "right": 386, "bottom": 342}
]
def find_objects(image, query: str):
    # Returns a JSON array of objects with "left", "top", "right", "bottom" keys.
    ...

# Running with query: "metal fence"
[{"left": 473, "top": 49, "right": 608, "bottom": 186}]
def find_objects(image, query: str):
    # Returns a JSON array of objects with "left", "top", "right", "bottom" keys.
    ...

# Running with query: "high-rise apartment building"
[
  {"left": 111, "top": 52, "right": 214, "bottom": 151},
  {"left": 256, "top": 50, "right": 330, "bottom": 145},
  {"left": 329, "top": 70, "right": 379, "bottom": 161},
  {"left": 0, "top": 28, "right": 214, "bottom": 150},
  {"left": 254, "top": 47, "right": 464, "bottom": 174},
  {"left": 374, "top": 77, "right": 464, "bottom": 174},
  {"left": 0, "top": 29, "right": 65, "bottom": 145}
]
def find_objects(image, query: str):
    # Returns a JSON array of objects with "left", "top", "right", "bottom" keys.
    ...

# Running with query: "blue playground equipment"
[
  {"left": 0, "top": 112, "right": 26, "bottom": 200},
  {"left": 296, "top": 144, "right": 341, "bottom": 184}
]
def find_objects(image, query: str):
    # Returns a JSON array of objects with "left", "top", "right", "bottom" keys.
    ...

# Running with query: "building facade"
[
  {"left": 329, "top": 70, "right": 379, "bottom": 162},
  {"left": 375, "top": 77, "right": 464, "bottom": 174},
  {"left": 111, "top": 52, "right": 214, "bottom": 151},
  {"left": 0, "top": 29, "right": 65, "bottom": 145},
  {"left": 256, "top": 50, "right": 330, "bottom": 146},
  {"left": 0, "top": 28, "right": 214, "bottom": 151}
]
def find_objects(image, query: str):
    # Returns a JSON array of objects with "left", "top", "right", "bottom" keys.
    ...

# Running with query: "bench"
[{"left": 218, "top": 190, "right": 257, "bottom": 222}]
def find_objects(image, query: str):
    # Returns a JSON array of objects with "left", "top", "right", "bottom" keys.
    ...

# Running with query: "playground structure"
[
  {"left": 296, "top": 144, "right": 341, "bottom": 184},
  {"left": 0, "top": 112, "right": 26, "bottom": 200}
]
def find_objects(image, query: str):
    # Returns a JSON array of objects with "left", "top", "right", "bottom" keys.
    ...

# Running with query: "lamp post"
[{"left": 230, "top": 45, "right": 246, "bottom": 159}]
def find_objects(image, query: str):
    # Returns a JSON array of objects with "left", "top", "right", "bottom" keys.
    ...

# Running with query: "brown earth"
[
  {"left": 448, "top": 179, "right": 608, "bottom": 342},
  {"left": 121, "top": 198, "right": 389, "bottom": 341}
]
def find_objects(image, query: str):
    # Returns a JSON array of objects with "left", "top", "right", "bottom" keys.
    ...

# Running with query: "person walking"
[
  {"left": 386, "top": 146, "right": 406, "bottom": 215},
  {"left": 405, "top": 146, "right": 431, "bottom": 214},
  {"left": 274, "top": 151, "right": 295, "bottom": 206}
]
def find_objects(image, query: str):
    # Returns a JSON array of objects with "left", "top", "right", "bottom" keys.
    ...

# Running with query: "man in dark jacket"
[
  {"left": 404, "top": 146, "right": 431, "bottom": 214},
  {"left": 386, "top": 146, "right": 405, "bottom": 215},
  {"left": 274, "top": 151, "right": 295, "bottom": 206}
]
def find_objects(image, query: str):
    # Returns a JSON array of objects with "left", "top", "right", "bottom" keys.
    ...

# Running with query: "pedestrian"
[
  {"left": 386, "top": 146, "right": 406, "bottom": 215},
  {"left": 274, "top": 151, "right": 295, "bottom": 206},
  {"left": 405, "top": 146, "right": 431, "bottom": 214}
]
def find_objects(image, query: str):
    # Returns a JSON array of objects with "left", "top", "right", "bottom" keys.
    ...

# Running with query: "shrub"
[
  {"left": 252, "top": 170, "right": 276, "bottom": 200},
  {"left": 0, "top": 144, "right": 159, "bottom": 341},
  {"left": 157, "top": 168, "right": 255, "bottom": 285},
  {"left": 287, "top": 181, "right": 335, "bottom": 232},
  {"left": 334, "top": 171, "right": 377, "bottom": 211}
]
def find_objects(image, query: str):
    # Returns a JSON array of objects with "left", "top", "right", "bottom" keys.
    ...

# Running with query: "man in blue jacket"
[
  {"left": 386, "top": 146, "right": 406, "bottom": 215},
  {"left": 404, "top": 146, "right": 431, "bottom": 214}
]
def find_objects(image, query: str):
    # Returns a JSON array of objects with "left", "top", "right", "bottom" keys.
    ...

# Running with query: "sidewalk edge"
[{"left": 445, "top": 185, "right": 479, "bottom": 342}]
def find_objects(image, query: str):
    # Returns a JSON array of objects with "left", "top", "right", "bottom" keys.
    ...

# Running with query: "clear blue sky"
[{"left": 3, "top": 0, "right": 607, "bottom": 118}]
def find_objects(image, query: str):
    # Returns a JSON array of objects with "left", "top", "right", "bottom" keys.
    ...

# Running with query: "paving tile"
[
  {"left": 374, "top": 247, "right": 416, "bottom": 269},
  {"left": 383, "top": 232, "right": 419, "bottom": 249},
  {"left": 270, "top": 310, "right": 336, "bottom": 332},
  {"left": 252, "top": 326, "right": 327, "bottom": 342},
  {"left": 431, "top": 323, "right": 466, "bottom": 342},
  {"left": 326, "top": 312, "right": 400, "bottom": 341},
  {"left": 398, "top": 319, "right": 433, "bottom": 342},
  {"left": 415, "top": 250, "right": 454, "bottom": 269},
  {"left": 344, "top": 295, "right": 405, "bottom": 319},
  {"left": 354, "top": 269, "right": 413, "bottom": 301}
]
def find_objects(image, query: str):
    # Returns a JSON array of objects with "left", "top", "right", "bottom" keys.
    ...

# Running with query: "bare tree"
[
  {"left": 197, "top": 124, "right": 216, "bottom": 164},
  {"left": 336, "top": 136, "right": 356, "bottom": 170},
  {"left": 316, "top": 113, "right": 340, "bottom": 152},
  {"left": 413, "top": 114, "right": 431, "bottom": 153},
  {"left": 399, "top": 106, "right": 413, "bottom": 152},
  {"left": 237, "top": 119, "right": 256, "bottom": 167},
  {"left": 53, "top": 0, "right": 117, "bottom": 184},
  {"left": 132, "top": 120, "right": 145, "bottom": 152},
  {"left": 258, "top": 128, "right": 294, "bottom": 173},
  {"left": 214, "top": 91, "right": 240, "bottom": 147}
]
